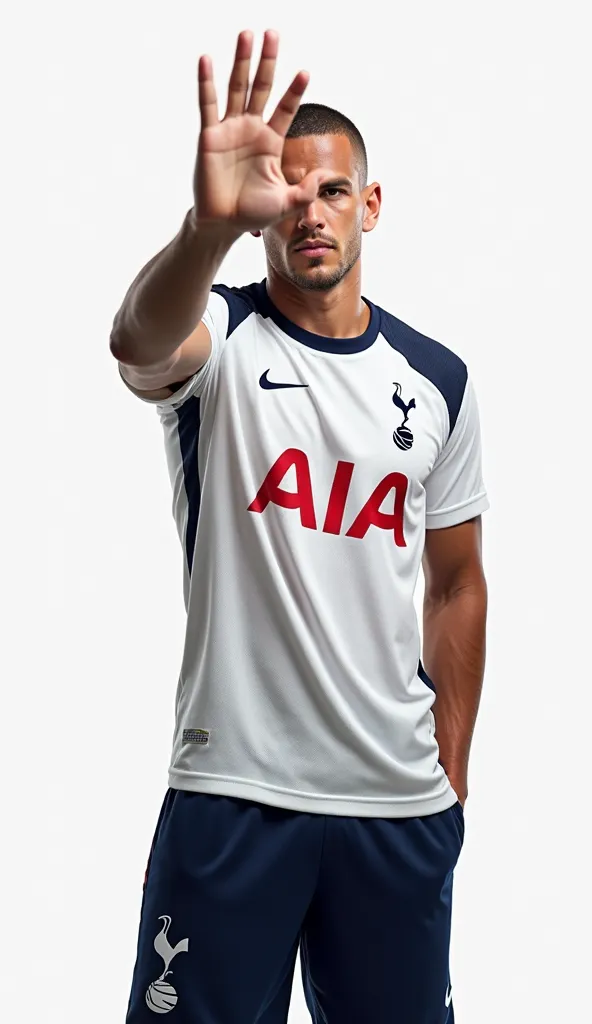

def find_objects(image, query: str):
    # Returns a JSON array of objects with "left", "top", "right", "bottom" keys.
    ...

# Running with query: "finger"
[
  {"left": 225, "top": 30, "right": 254, "bottom": 119},
  {"left": 246, "top": 29, "right": 279, "bottom": 117},
  {"left": 198, "top": 55, "right": 219, "bottom": 129},
  {"left": 267, "top": 70, "right": 310, "bottom": 138},
  {"left": 284, "top": 168, "right": 326, "bottom": 214}
]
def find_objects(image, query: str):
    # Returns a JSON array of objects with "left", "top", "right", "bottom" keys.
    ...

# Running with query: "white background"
[{"left": 2, "top": 1, "right": 591, "bottom": 1021}]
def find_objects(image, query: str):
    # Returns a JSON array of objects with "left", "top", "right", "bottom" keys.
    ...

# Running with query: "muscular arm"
[
  {"left": 422, "top": 517, "right": 487, "bottom": 806},
  {"left": 109, "top": 30, "right": 322, "bottom": 401},
  {"left": 109, "top": 211, "right": 241, "bottom": 398}
]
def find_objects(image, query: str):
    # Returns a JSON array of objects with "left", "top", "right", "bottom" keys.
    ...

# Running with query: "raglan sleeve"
[
  {"left": 424, "top": 376, "right": 489, "bottom": 529},
  {"left": 118, "top": 287, "right": 231, "bottom": 409}
]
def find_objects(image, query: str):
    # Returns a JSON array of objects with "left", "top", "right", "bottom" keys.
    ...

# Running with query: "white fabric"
[{"left": 129, "top": 285, "right": 488, "bottom": 817}]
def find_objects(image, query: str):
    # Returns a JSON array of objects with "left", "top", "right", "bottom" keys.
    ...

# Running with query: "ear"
[
  {"left": 250, "top": 230, "right": 262, "bottom": 238},
  {"left": 362, "top": 182, "right": 382, "bottom": 234}
]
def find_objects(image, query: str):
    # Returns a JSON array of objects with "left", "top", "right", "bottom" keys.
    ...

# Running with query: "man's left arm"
[{"left": 422, "top": 516, "right": 487, "bottom": 807}]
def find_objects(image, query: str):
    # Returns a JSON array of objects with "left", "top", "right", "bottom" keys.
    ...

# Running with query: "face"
[{"left": 262, "top": 134, "right": 377, "bottom": 292}]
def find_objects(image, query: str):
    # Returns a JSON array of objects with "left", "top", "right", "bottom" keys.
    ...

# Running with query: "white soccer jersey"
[{"left": 130, "top": 280, "right": 488, "bottom": 817}]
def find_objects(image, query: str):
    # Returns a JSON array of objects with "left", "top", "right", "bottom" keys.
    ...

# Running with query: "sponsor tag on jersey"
[{"left": 182, "top": 728, "right": 211, "bottom": 746}]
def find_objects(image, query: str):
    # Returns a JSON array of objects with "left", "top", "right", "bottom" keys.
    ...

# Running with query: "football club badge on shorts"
[
  {"left": 145, "top": 915, "right": 189, "bottom": 1015},
  {"left": 182, "top": 728, "right": 211, "bottom": 746}
]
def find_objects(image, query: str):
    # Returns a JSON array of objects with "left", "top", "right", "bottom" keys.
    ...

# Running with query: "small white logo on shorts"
[
  {"left": 445, "top": 983, "right": 453, "bottom": 1007},
  {"left": 145, "top": 915, "right": 189, "bottom": 1015}
]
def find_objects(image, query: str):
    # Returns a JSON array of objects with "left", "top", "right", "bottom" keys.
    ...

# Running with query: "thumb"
[{"left": 284, "top": 169, "right": 326, "bottom": 214}]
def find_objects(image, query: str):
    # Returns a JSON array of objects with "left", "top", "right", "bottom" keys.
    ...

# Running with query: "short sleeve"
[
  {"left": 424, "top": 377, "right": 489, "bottom": 529},
  {"left": 126, "top": 289, "right": 232, "bottom": 410}
]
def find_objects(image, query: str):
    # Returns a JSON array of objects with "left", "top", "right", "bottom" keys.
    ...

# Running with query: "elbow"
[
  {"left": 109, "top": 334, "right": 126, "bottom": 363},
  {"left": 109, "top": 314, "right": 128, "bottom": 362},
  {"left": 109, "top": 319, "right": 140, "bottom": 365},
  {"left": 109, "top": 317, "right": 167, "bottom": 369},
  {"left": 425, "top": 574, "right": 487, "bottom": 612}
]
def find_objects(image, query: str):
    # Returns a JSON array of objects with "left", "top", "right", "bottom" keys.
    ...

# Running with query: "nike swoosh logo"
[
  {"left": 259, "top": 369, "right": 309, "bottom": 390},
  {"left": 445, "top": 985, "right": 452, "bottom": 1007}
]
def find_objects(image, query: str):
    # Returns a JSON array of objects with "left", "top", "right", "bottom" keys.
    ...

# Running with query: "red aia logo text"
[{"left": 247, "top": 448, "right": 408, "bottom": 547}]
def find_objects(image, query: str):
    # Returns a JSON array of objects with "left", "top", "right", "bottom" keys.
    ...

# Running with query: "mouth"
[{"left": 294, "top": 241, "right": 335, "bottom": 257}]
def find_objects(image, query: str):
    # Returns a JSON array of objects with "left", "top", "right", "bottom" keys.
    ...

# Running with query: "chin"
[{"left": 287, "top": 261, "right": 345, "bottom": 292}]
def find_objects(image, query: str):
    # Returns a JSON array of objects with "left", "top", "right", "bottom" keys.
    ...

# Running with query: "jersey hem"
[{"left": 168, "top": 770, "right": 459, "bottom": 818}]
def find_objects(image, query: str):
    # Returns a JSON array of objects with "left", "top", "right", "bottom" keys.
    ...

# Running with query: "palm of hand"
[
  {"left": 197, "top": 116, "right": 289, "bottom": 229},
  {"left": 194, "top": 30, "right": 324, "bottom": 233}
]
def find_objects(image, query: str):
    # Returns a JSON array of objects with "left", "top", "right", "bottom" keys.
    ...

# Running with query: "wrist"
[{"left": 186, "top": 207, "right": 243, "bottom": 248}]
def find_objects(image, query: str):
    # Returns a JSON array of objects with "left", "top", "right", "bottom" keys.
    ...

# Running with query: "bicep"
[
  {"left": 118, "top": 319, "right": 212, "bottom": 401},
  {"left": 423, "top": 517, "right": 485, "bottom": 600}
]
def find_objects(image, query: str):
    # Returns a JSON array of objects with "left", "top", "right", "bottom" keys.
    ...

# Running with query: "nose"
[{"left": 297, "top": 200, "right": 325, "bottom": 234}]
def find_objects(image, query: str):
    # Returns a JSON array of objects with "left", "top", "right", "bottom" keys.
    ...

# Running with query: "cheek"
[
  {"left": 333, "top": 206, "right": 361, "bottom": 237},
  {"left": 265, "top": 225, "right": 292, "bottom": 251},
  {"left": 262, "top": 231, "right": 284, "bottom": 258},
  {"left": 342, "top": 215, "right": 363, "bottom": 248}
]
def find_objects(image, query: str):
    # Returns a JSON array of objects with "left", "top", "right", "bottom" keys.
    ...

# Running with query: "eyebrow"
[{"left": 320, "top": 177, "right": 354, "bottom": 190}]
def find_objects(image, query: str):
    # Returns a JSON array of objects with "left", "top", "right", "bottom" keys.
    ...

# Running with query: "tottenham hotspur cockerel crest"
[
  {"left": 391, "top": 383, "right": 416, "bottom": 450},
  {"left": 145, "top": 915, "right": 189, "bottom": 1014}
]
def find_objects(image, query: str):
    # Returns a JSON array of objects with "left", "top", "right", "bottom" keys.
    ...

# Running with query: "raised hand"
[{"left": 193, "top": 30, "right": 325, "bottom": 234}]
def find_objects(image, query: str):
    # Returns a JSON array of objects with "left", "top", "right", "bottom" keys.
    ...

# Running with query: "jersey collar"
[{"left": 252, "top": 280, "right": 380, "bottom": 354}]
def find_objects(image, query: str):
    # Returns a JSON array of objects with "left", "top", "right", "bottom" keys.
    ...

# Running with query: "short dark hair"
[{"left": 286, "top": 103, "right": 368, "bottom": 189}]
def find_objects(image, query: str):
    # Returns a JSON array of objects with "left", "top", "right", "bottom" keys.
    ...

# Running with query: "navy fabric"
[
  {"left": 212, "top": 283, "right": 258, "bottom": 339},
  {"left": 175, "top": 397, "right": 201, "bottom": 575},
  {"left": 379, "top": 309, "right": 468, "bottom": 439},
  {"left": 418, "top": 658, "right": 436, "bottom": 694},
  {"left": 175, "top": 285, "right": 254, "bottom": 576},
  {"left": 126, "top": 790, "right": 464, "bottom": 1023}
]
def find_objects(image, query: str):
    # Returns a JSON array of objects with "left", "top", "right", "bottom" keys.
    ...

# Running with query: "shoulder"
[
  {"left": 209, "top": 282, "right": 262, "bottom": 339},
  {"left": 376, "top": 304, "right": 468, "bottom": 434}
]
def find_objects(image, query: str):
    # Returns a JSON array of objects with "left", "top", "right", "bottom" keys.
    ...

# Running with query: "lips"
[{"left": 295, "top": 241, "right": 334, "bottom": 255}]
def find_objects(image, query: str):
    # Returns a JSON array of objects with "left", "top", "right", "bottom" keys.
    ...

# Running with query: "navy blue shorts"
[{"left": 126, "top": 789, "right": 465, "bottom": 1023}]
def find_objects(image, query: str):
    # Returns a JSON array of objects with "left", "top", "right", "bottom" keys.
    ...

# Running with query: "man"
[{"left": 111, "top": 28, "right": 488, "bottom": 1024}]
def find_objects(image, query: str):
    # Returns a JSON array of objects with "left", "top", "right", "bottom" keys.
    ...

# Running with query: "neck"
[{"left": 266, "top": 265, "right": 369, "bottom": 339}]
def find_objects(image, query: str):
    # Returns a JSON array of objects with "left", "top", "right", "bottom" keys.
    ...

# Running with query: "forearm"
[
  {"left": 423, "top": 582, "right": 487, "bottom": 796},
  {"left": 109, "top": 209, "right": 241, "bottom": 366}
]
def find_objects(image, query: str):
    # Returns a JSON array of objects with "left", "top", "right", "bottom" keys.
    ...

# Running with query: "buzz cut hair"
[{"left": 286, "top": 103, "right": 368, "bottom": 190}]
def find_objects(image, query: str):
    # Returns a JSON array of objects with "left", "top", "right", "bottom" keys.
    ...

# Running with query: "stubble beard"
[{"left": 269, "top": 232, "right": 363, "bottom": 292}]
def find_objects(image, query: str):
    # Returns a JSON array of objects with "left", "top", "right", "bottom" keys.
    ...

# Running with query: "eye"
[{"left": 322, "top": 188, "right": 346, "bottom": 198}]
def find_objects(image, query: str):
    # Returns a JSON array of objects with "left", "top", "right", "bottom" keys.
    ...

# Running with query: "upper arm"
[
  {"left": 118, "top": 318, "right": 213, "bottom": 401},
  {"left": 423, "top": 517, "right": 485, "bottom": 601}
]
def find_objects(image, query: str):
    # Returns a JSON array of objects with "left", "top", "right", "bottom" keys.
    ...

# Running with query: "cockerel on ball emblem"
[
  {"left": 392, "top": 383, "right": 416, "bottom": 451},
  {"left": 145, "top": 915, "right": 189, "bottom": 1015}
]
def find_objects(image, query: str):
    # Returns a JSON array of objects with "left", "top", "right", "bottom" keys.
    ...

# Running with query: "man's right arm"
[
  {"left": 110, "top": 28, "right": 326, "bottom": 401},
  {"left": 109, "top": 209, "right": 241, "bottom": 401}
]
